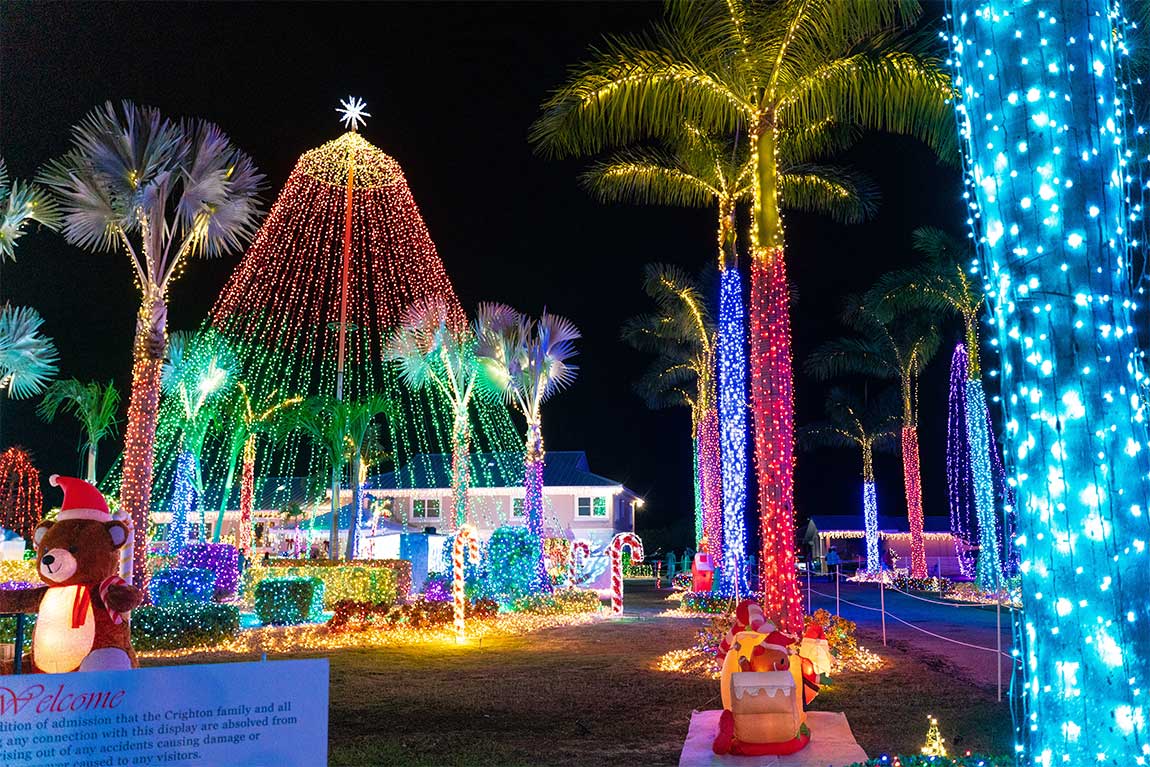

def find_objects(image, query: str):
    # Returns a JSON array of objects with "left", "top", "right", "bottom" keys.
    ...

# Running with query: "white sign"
[{"left": 0, "top": 659, "right": 328, "bottom": 767}]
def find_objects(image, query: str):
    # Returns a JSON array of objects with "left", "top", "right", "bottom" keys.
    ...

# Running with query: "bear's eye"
[{"left": 68, "top": 547, "right": 78, "bottom": 554}]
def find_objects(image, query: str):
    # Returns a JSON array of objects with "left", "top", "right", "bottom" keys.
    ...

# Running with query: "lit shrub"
[
  {"left": 177, "top": 544, "right": 240, "bottom": 599},
  {"left": 511, "top": 588, "right": 601, "bottom": 615},
  {"left": 245, "top": 564, "right": 396, "bottom": 608},
  {"left": 149, "top": 567, "right": 216, "bottom": 606},
  {"left": 131, "top": 603, "right": 240, "bottom": 650},
  {"left": 254, "top": 577, "right": 325, "bottom": 626},
  {"left": 482, "top": 526, "right": 544, "bottom": 604}
]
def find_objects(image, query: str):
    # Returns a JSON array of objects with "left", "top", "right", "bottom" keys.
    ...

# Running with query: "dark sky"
[{"left": 0, "top": 1, "right": 965, "bottom": 552}]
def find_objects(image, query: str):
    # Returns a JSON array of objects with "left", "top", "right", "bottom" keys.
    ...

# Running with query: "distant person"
[{"left": 826, "top": 546, "right": 842, "bottom": 573}]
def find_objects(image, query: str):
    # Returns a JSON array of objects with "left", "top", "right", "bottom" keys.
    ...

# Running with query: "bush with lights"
[
  {"left": 511, "top": 588, "right": 601, "bottom": 615},
  {"left": 258, "top": 558, "right": 411, "bottom": 600},
  {"left": 245, "top": 563, "right": 397, "bottom": 608},
  {"left": 131, "top": 603, "right": 241, "bottom": 651},
  {"left": 177, "top": 543, "right": 240, "bottom": 600},
  {"left": 150, "top": 567, "right": 217, "bottom": 606},
  {"left": 846, "top": 757, "right": 1010, "bottom": 767},
  {"left": 254, "top": 576, "right": 325, "bottom": 626},
  {"left": 803, "top": 609, "right": 882, "bottom": 673},
  {"left": 482, "top": 526, "right": 546, "bottom": 604},
  {"left": 328, "top": 596, "right": 499, "bottom": 632}
]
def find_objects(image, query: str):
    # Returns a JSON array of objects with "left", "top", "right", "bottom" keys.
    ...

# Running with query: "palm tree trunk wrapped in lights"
[{"left": 39, "top": 102, "right": 265, "bottom": 586}]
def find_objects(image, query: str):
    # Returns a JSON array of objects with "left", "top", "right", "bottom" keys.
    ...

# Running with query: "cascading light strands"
[
  {"left": 716, "top": 268, "right": 748, "bottom": 595},
  {"left": 750, "top": 258, "right": 802, "bottom": 631},
  {"left": 946, "top": 344, "right": 976, "bottom": 578},
  {"left": 0, "top": 447, "right": 42, "bottom": 540},
  {"left": 964, "top": 377, "right": 1001, "bottom": 590},
  {"left": 196, "top": 132, "right": 522, "bottom": 515},
  {"left": 948, "top": 3, "right": 1150, "bottom": 763}
]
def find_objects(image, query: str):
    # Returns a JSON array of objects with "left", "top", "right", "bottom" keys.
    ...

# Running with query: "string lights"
[
  {"left": 946, "top": 345, "right": 976, "bottom": 577},
  {"left": 900, "top": 425, "right": 927, "bottom": 578},
  {"left": 452, "top": 525, "right": 481, "bottom": 641},
  {"left": 0, "top": 447, "right": 42, "bottom": 540},
  {"left": 949, "top": 2, "right": 1150, "bottom": 762},
  {"left": 717, "top": 267, "right": 748, "bottom": 595},
  {"left": 698, "top": 406, "right": 722, "bottom": 556},
  {"left": 608, "top": 532, "right": 644, "bottom": 614}
]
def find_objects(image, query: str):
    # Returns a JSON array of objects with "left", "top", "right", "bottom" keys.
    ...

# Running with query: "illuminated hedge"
[
  {"left": 130, "top": 603, "right": 240, "bottom": 650},
  {"left": 254, "top": 577, "right": 325, "bottom": 625},
  {"left": 176, "top": 543, "right": 240, "bottom": 599},
  {"left": 847, "top": 758, "right": 1010, "bottom": 767},
  {"left": 246, "top": 564, "right": 397, "bottom": 608},
  {"left": 483, "top": 526, "right": 543, "bottom": 604},
  {"left": 0, "top": 560, "right": 37, "bottom": 584},
  {"left": 149, "top": 568, "right": 216, "bottom": 606},
  {"left": 510, "top": 589, "right": 601, "bottom": 615},
  {"left": 262, "top": 558, "right": 411, "bottom": 601}
]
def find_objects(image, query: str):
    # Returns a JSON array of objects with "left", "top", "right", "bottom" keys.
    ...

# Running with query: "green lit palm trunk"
[
  {"left": 212, "top": 456, "right": 238, "bottom": 543},
  {"left": 451, "top": 414, "right": 471, "bottom": 528},
  {"left": 749, "top": 123, "right": 803, "bottom": 632},
  {"left": 523, "top": 420, "right": 549, "bottom": 591},
  {"left": 120, "top": 295, "right": 167, "bottom": 587},
  {"left": 951, "top": 5, "right": 1150, "bottom": 760},
  {"left": 961, "top": 320, "right": 1002, "bottom": 590},
  {"left": 692, "top": 432, "right": 702, "bottom": 548}
]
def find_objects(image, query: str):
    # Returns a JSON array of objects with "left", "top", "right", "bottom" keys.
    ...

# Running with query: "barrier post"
[
  {"left": 996, "top": 594, "right": 1003, "bottom": 702},
  {"left": 835, "top": 565, "right": 841, "bottom": 617},
  {"left": 879, "top": 574, "right": 887, "bottom": 647},
  {"left": 806, "top": 563, "right": 812, "bottom": 613}
]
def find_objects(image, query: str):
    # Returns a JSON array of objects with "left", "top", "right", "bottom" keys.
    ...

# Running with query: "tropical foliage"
[
  {"left": 0, "top": 305, "right": 58, "bottom": 401},
  {"left": 37, "top": 378, "right": 119, "bottom": 482},
  {"left": 0, "top": 156, "right": 60, "bottom": 263}
]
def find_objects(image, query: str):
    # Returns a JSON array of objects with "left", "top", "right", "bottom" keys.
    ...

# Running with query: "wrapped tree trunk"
[
  {"left": 451, "top": 413, "right": 471, "bottom": 528},
  {"left": 901, "top": 424, "right": 926, "bottom": 578},
  {"left": 697, "top": 406, "right": 722, "bottom": 555},
  {"left": 524, "top": 420, "right": 549, "bottom": 591},
  {"left": 238, "top": 436, "right": 255, "bottom": 558},
  {"left": 861, "top": 443, "right": 880, "bottom": 574}
]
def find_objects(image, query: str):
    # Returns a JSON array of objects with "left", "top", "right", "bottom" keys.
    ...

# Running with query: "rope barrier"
[
  {"left": 884, "top": 582, "right": 1020, "bottom": 611},
  {"left": 808, "top": 586, "right": 1017, "bottom": 661}
]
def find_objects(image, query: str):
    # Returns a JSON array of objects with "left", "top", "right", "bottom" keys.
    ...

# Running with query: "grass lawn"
[{"left": 143, "top": 583, "right": 1013, "bottom": 765}]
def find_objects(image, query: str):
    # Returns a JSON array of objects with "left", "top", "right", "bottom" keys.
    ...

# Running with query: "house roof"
[
  {"left": 369, "top": 451, "right": 623, "bottom": 491},
  {"left": 302, "top": 502, "right": 415, "bottom": 532},
  {"left": 805, "top": 515, "right": 952, "bottom": 535}
]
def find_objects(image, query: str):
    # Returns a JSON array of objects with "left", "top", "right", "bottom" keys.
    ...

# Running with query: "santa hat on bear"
[{"left": 50, "top": 475, "right": 112, "bottom": 522}]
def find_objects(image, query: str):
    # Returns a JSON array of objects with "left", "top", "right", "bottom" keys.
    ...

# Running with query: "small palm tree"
[
  {"left": 341, "top": 397, "right": 392, "bottom": 560},
  {"left": 800, "top": 386, "right": 900, "bottom": 573},
  {"left": 621, "top": 263, "right": 719, "bottom": 553},
  {"left": 533, "top": 0, "right": 954, "bottom": 630},
  {"left": 37, "top": 379, "right": 119, "bottom": 483},
  {"left": 0, "top": 157, "right": 61, "bottom": 264},
  {"left": 475, "top": 303, "right": 579, "bottom": 589},
  {"left": 387, "top": 296, "right": 484, "bottom": 529},
  {"left": 210, "top": 383, "right": 301, "bottom": 551},
  {"left": 0, "top": 305, "right": 58, "bottom": 401},
  {"left": 806, "top": 297, "right": 940, "bottom": 578},
  {"left": 871, "top": 227, "right": 1003, "bottom": 588},
  {"left": 39, "top": 101, "right": 265, "bottom": 584}
]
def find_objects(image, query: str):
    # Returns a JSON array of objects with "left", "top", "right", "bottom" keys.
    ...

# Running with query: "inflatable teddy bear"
[{"left": 0, "top": 475, "right": 142, "bottom": 673}]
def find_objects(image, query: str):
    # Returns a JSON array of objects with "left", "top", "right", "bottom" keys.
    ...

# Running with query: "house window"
[
  {"left": 577, "top": 497, "right": 608, "bottom": 518},
  {"left": 512, "top": 498, "right": 525, "bottom": 517},
  {"left": 413, "top": 499, "right": 441, "bottom": 519}
]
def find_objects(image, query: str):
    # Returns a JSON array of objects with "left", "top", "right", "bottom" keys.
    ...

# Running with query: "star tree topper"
[{"left": 337, "top": 96, "right": 370, "bottom": 132}]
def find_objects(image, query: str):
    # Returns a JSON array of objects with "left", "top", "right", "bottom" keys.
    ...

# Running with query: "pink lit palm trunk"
[
  {"left": 524, "top": 420, "right": 549, "bottom": 590},
  {"left": 238, "top": 436, "right": 255, "bottom": 558},
  {"left": 750, "top": 257, "right": 803, "bottom": 632},
  {"left": 901, "top": 425, "right": 927, "bottom": 577},
  {"left": 697, "top": 406, "right": 723, "bottom": 555}
]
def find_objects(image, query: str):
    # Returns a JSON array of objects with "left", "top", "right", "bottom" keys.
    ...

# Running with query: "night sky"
[{"left": 1, "top": 2, "right": 966, "bottom": 552}]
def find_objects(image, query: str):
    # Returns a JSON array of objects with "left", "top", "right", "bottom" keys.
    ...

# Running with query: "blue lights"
[
  {"left": 964, "top": 378, "right": 1001, "bottom": 591},
  {"left": 168, "top": 449, "right": 199, "bottom": 556},
  {"left": 717, "top": 267, "right": 748, "bottom": 594},
  {"left": 949, "top": 1, "right": 1150, "bottom": 762},
  {"left": 862, "top": 478, "right": 879, "bottom": 573}
]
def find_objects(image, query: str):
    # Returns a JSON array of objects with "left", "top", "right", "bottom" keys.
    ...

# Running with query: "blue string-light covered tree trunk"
[
  {"left": 717, "top": 267, "right": 748, "bottom": 595},
  {"left": 950, "top": 3, "right": 1150, "bottom": 762}
]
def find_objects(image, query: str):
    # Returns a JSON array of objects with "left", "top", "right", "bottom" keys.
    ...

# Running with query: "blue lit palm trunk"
[
  {"left": 964, "top": 378, "right": 1001, "bottom": 590},
  {"left": 951, "top": 4, "right": 1150, "bottom": 762},
  {"left": 717, "top": 267, "right": 748, "bottom": 594},
  {"left": 861, "top": 445, "right": 879, "bottom": 574},
  {"left": 168, "top": 449, "right": 198, "bottom": 556}
]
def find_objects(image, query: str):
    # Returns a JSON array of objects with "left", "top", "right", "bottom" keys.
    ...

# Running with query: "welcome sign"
[{"left": 0, "top": 659, "right": 328, "bottom": 767}]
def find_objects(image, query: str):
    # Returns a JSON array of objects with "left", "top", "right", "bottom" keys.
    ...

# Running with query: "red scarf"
[{"left": 69, "top": 576, "right": 129, "bottom": 629}]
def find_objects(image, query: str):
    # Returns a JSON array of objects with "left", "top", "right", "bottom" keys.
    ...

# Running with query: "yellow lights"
[{"left": 296, "top": 133, "right": 404, "bottom": 190}]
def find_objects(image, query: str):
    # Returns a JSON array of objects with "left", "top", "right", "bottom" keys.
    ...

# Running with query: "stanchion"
[
  {"left": 806, "top": 564, "right": 812, "bottom": 613},
  {"left": 835, "top": 565, "right": 840, "bottom": 617},
  {"left": 879, "top": 575, "right": 887, "bottom": 647},
  {"left": 996, "top": 595, "right": 1002, "bottom": 702}
]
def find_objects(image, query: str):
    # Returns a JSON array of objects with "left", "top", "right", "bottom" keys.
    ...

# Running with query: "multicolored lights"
[
  {"left": 717, "top": 267, "right": 748, "bottom": 595},
  {"left": 949, "top": 2, "right": 1150, "bottom": 763},
  {"left": 0, "top": 447, "right": 42, "bottom": 540},
  {"left": 946, "top": 345, "right": 976, "bottom": 578}
]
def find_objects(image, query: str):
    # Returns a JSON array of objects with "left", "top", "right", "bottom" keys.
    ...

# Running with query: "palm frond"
[
  {"left": 777, "top": 164, "right": 879, "bottom": 223},
  {"left": 0, "top": 304, "right": 58, "bottom": 399},
  {"left": 0, "top": 158, "right": 62, "bottom": 262},
  {"left": 805, "top": 335, "right": 896, "bottom": 381},
  {"left": 37, "top": 378, "right": 120, "bottom": 446},
  {"left": 579, "top": 148, "right": 719, "bottom": 207}
]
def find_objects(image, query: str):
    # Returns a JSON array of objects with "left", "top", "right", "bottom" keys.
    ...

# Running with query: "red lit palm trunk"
[
  {"left": 902, "top": 424, "right": 927, "bottom": 577},
  {"left": 239, "top": 436, "right": 255, "bottom": 558},
  {"left": 749, "top": 123, "right": 803, "bottom": 632},
  {"left": 120, "top": 297, "right": 166, "bottom": 588},
  {"left": 697, "top": 406, "right": 722, "bottom": 554}
]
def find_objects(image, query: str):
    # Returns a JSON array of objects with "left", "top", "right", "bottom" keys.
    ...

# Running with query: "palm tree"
[
  {"left": 799, "top": 386, "right": 899, "bottom": 573},
  {"left": 475, "top": 303, "right": 579, "bottom": 589},
  {"left": 161, "top": 330, "right": 237, "bottom": 554},
  {"left": 532, "top": 0, "right": 953, "bottom": 629},
  {"left": 210, "top": 383, "right": 301, "bottom": 552},
  {"left": 283, "top": 395, "right": 390, "bottom": 560},
  {"left": 0, "top": 157, "right": 61, "bottom": 265},
  {"left": 386, "top": 296, "right": 484, "bottom": 529},
  {"left": 341, "top": 397, "right": 392, "bottom": 560},
  {"left": 806, "top": 297, "right": 940, "bottom": 578},
  {"left": 0, "top": 305, "right": 58, "bottom": 402},
  {"left": 39, "top": 101, "right": 265, "bottom": 585},
  {"left": 587, "top": 133, "right": 874, "bottom": 592},
  {"left": 37, "top": 379, "right": 119, "bottom": 483},
  {"left": 870, "top": 227, "right": 1003, "bottom": 588},
  {"left": 621, "top": 263, "right": 719, "bottom": 554}
]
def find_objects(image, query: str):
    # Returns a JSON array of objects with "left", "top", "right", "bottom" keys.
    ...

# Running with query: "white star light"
[{"left": 336, "top": 96, "right": 370, "bottom": 131}]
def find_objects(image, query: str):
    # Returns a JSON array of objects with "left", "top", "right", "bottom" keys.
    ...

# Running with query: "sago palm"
[
  {"left": 806, "top": 296, "right": 940, "bottom": 577},
  {"left": 37, "top": 379, "right": 119, "bottom": 483},
  {"left": 533, "top": 0, "right": 953, "bottom": 630},
  {"left": 621, "top": 263, "right": 719, "bottom": 555},
  {"left": 387, "top": 296, "right": 485, "bottom": 529},
  {"left": 39, "top": 101, "right": 264, "bottom": 584},
  {"left": 799, "top": 385, "right": 899, "bottom": 573},
  {"left": 871, "top": 227, "right": 1003, "bottom": 588},
  {"left": 475, "top": 303, "right": 579, "bottom": 591}
]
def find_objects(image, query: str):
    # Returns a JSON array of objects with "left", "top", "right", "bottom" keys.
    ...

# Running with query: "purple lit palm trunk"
[
  {"left": 697, "top": 406, "right": 722, "bottom": 556},
  {"left": 950, "top": 3, "right": 1150, "bottom": 761}
]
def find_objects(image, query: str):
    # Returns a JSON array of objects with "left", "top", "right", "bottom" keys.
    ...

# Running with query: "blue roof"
[{"left": 370, "top": 452, "right": 621, "bottom": 491}]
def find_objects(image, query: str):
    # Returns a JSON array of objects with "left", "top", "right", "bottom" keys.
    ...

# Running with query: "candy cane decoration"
[
  {"left": 570, "top": 540, "right": 591, "bottom": 584},
  {"left": 609, "top": 532, "right": 644, "bottom": 615},
  {"left": 453, "top": 526, "right": 482, "bottom": 641}
]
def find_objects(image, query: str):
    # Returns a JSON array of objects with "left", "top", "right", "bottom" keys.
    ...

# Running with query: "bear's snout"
[{"left": 40, "top": 548, "right": 78, "bottom": 582}]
